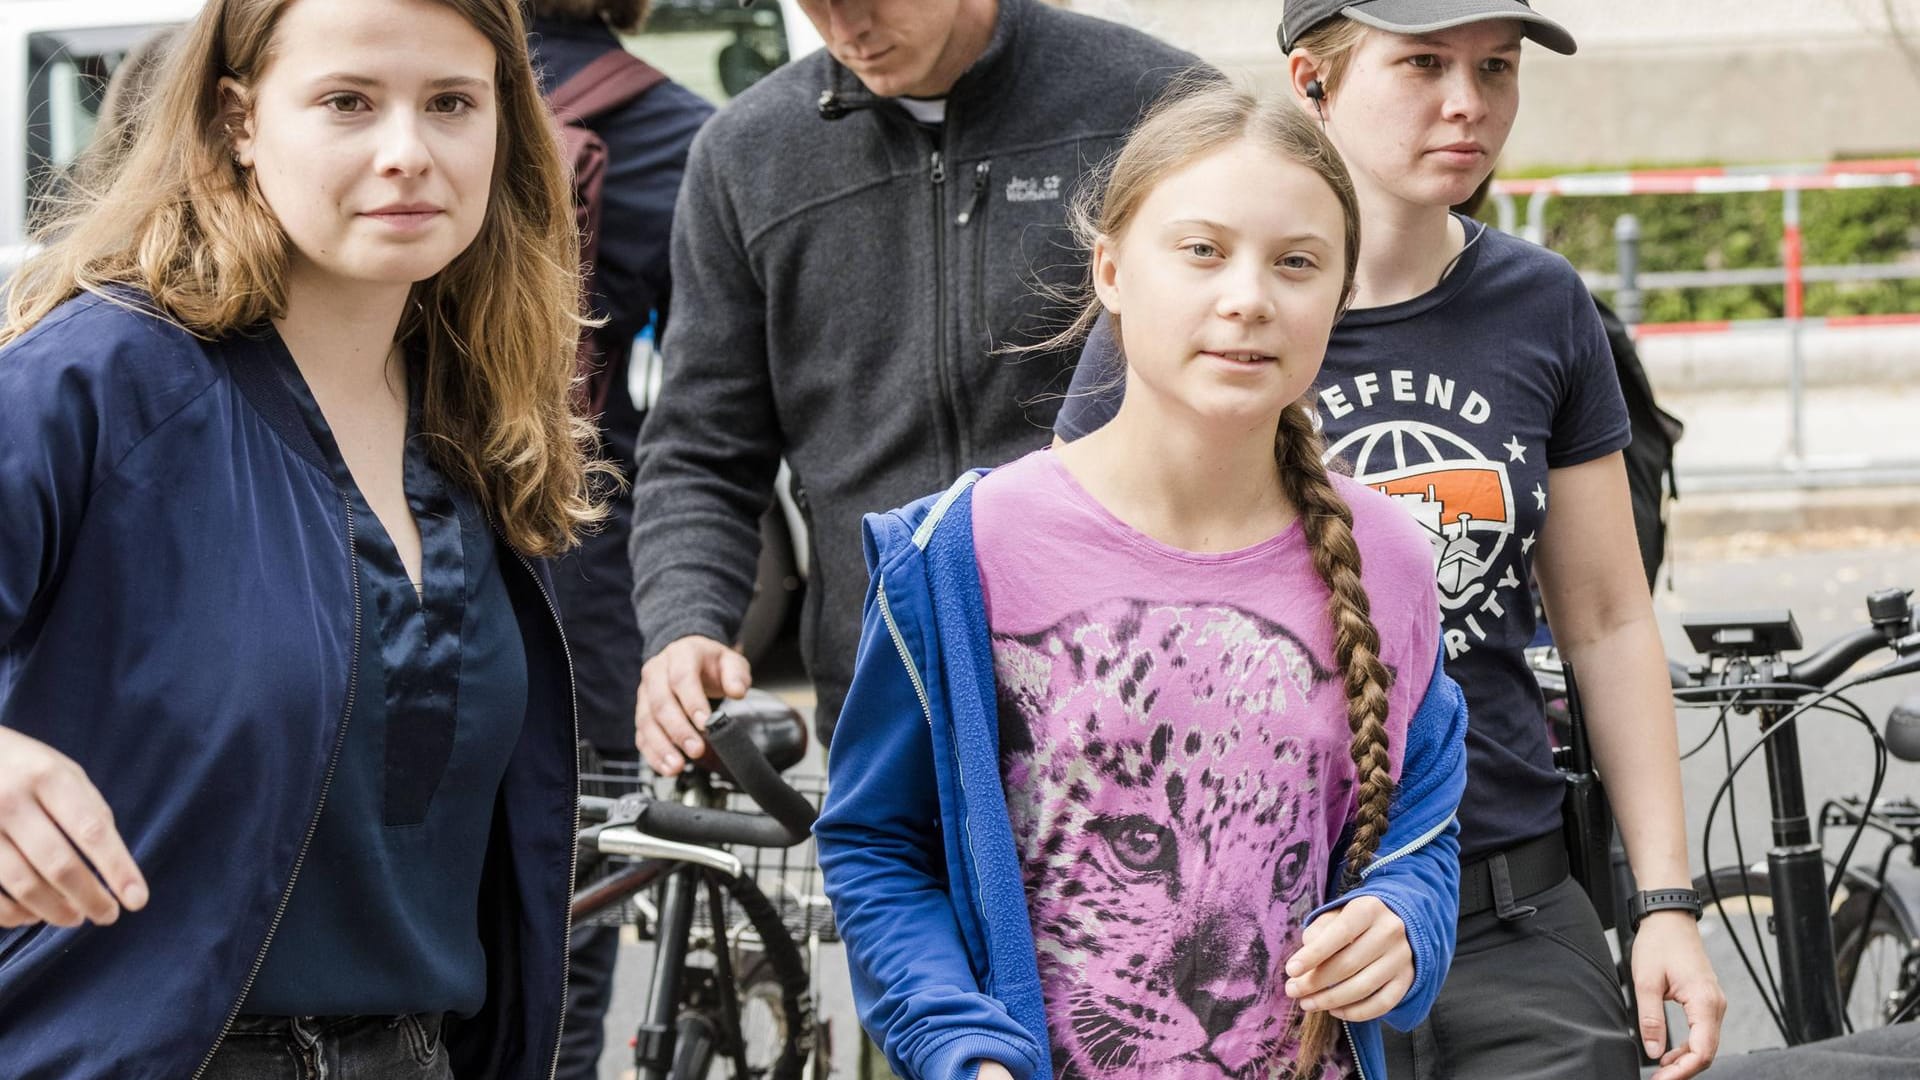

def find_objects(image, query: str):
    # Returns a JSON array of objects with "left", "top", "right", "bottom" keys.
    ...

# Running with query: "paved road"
[{"left": 587, "top": 534, "right": 1920, "bottom": 1076}]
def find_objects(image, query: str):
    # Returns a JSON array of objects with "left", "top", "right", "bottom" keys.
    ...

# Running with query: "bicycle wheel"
[
  {"left": 720, "top": 957, "right": 807, "bottom": 1080},
  {"left": 690, "top": 870, "right": 812, "bottom": 1080},
  {"left": 1695, "top": 866, "right": 1792, "bottom": 1053},
  {"left": 1833, "top": 874, "right": 1920, "bottom": 1028},
  {"left": 1695, "top": 865, "right": 1920, "bottom": 1053}
]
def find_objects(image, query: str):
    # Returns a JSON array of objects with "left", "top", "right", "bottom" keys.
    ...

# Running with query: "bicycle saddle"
[
  {"left": 1889, "top": 693, "right": 1920, "bottom": 763},
  {"left": 692, "top": 689, "right": 809, "bottom": 780}
]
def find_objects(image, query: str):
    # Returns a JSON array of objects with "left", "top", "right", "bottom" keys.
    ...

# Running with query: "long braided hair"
[
  {"left": 1277, "top": 399, "right": 1397, "bottom": 1070},
  {"left": 1044, "top": 76, "right": 1393, "bottom": 1071}
]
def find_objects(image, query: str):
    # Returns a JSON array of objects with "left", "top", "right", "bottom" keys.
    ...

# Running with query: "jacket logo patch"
[{"left": 1005, "top": 175, "right": 1062, "bottom": 203}]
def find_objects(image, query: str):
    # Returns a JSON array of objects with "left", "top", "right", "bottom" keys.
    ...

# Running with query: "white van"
[{"left": 0, "top": 0, "right": 206, "bottom": 272}]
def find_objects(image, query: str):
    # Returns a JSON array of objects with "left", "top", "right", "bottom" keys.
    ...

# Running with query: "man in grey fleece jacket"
[{"left": 630, "top": 0, "right": 1198, "bottom": 770}]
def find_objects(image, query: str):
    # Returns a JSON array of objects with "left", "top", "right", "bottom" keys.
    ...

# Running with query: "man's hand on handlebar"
[{"left": 636, "top": 635, "right": 752, "bottom": 776}]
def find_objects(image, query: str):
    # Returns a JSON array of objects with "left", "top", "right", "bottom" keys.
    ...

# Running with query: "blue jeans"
[{"left": 204, "top": 1014, "right": 452, "bottom": 1080}]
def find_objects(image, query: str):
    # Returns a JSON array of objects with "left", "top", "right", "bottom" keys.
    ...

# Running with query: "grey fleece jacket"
[{"left": 629, "top": 0, "right": 1198, "bottom": 741}]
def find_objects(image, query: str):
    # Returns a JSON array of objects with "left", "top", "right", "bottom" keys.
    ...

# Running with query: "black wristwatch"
[{"left": 1629, "top": 888, "right": 1704, "bottom": 930}]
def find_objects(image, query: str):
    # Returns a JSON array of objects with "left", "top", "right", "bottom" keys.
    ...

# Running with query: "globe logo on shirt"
[{"left": 1325, "top": 420, "right": 1516, "bottom": 613}]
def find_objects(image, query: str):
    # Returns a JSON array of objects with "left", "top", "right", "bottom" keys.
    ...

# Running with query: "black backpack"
[{"left": 1593, "top": 297, "right": 1684, "bottom": 591}]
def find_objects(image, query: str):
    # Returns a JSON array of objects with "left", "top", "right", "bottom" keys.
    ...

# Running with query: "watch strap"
[{"left": 1631, "top": 887, "right": 1704, "bottom": 929}]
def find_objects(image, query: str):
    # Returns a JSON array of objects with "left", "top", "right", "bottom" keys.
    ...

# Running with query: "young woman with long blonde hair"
[
  {"left": 0, "top": 0, "right": 602, "bottom": 1074},
  {"left": 1059, "top": 4, "right": 1727, "bottom": 1079},
  {"left": 816, "top": 79, "right": 1468, "bottom": 1080}
]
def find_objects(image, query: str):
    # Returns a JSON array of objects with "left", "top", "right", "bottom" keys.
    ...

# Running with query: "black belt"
[{"left": 1458, "top": 832, "right": 1569, "bottom": 918}]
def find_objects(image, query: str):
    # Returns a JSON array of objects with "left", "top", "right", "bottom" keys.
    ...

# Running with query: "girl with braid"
[
  {"left": 816, "top": 80, "right": 1468, "bottom": 1080},
  {"left": 1059, "top": 7, "right": 1728, "bottom": 1080}
]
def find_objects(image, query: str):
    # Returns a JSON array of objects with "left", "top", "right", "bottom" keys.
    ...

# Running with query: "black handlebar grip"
[
  {"left": 1887, "top": 693, "right": 1920, "bottom": 764},
  {"left": 703, "top": 710, "right": 819, "bottom": 843},
  {"left": 638, "top": 801, "right": 807, "bottom": 849}
]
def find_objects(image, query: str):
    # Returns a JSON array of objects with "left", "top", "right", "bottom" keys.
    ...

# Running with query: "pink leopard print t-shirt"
[{"left": 973, "top": 450, "right": 1441, "bottom": 1080}]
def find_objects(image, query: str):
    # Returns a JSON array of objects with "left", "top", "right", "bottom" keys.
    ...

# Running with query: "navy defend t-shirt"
[{"left": 1054, "top": 218, "right": 1630, "bottom": 860}]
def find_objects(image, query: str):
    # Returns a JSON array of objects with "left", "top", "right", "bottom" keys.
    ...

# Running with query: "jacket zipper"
[
  {"left": 957, "top": 160, "right": 991, "bottom": 226},
  {"left": 928, "top": 147, "right": 963, "bottom": 476},
  {"left": 874, "top": 584, "right": 932, "bottom": 727},
  {"left": 506, "top": 544, "right": 582, "bottom": 1080},
  {"left": 1331, "top": 812, "right": 1453, "bottom": 1080},
  {"left": 1359, "top": 813, "right": 1455, "bottom": 881},
  {"left": 875, "top": 582, "right": 993, "bottom": 965},
  {"left": 190, "top": 498, "right": 365, "bottom": 1079}
]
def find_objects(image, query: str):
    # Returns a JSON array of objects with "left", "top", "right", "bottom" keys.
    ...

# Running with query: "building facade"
[{"left": 1066, "top": 0, "right": 1920, "bottom": 169}]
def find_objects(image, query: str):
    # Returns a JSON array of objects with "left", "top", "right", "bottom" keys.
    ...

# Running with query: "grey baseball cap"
[{"left": 1279, "top": 0, "right": 1577, "bottom": 56}]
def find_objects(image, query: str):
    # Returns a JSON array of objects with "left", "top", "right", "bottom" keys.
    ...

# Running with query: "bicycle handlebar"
[
  {"left": 576, "top": 701, "right": 819, "bottom": 854},
  {"left": 633, "top": 800, "right": 809, "bottom": 849},
  {"left": 698, "top": 706, "right": 819, "bottom": 843},
  {"left": 1674, "top": 600, "right": 1915, "bottom": 702},
  {"left": 1788, "top": 626, "right": 1894, "bottom": 689}
]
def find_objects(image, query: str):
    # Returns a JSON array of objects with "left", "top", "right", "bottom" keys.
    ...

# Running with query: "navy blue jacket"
[
  {"left": 0, "top": 293, "right": 578, "bottom": 1079},
  {"left": 814, "top": 473, "right": 1470, "bottom": 1080}
]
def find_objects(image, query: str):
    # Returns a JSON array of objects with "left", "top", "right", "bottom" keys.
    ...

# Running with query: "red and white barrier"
[
  {"left": 1489, "top": 158, "right": 1920, "bottom": 341},
  {"left": 1630, "top": 312, "right": 1920, "bottom": 337},
  {"left": 1491, "top": 159, "right": 1920, "bottom": 198}
]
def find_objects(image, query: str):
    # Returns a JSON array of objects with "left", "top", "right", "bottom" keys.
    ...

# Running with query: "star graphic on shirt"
[
  {"left": 1504, "top": 436, "right": 1528, "bottom": 463},
  {"left": 1499, "top": 566, "right": 1522, "bottom": 590},
  {"left": 1532, "top": 484, "right": 1547, "bottom": 511},
  {"left": 1521, "top": 531, "right": 1538, "bottom": 554}
]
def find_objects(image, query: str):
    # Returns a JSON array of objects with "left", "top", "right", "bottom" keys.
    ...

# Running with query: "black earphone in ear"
[{"left": 1305, "top": 78, "right": 1328, "bottom": 127}]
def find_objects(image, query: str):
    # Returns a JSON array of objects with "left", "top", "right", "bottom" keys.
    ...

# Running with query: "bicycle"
[
  {"left": 1531, "top": 587, "right": 1920, "bottom": 1053},
  {"left": 1670, "top": 589, "right": 1920, "bottom": 1049},
  {"left": 571, "top": 691, "right": 830, "bottom": 1080}
]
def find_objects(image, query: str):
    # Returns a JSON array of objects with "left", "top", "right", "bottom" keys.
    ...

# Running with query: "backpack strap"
[{"left": 548, "top": 49, "right": 666, "bottom": 124}]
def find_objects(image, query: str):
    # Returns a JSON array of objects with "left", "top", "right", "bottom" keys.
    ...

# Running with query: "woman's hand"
[
  {"left": 0, "top": 727, "right": 147, "bottom": 928},
  {"left": 972, "top": 1063, "right": 1016, "bottom": 1080},
  {"left": 1283, "top": 895, "right": 1414, "bottom": 1022}
]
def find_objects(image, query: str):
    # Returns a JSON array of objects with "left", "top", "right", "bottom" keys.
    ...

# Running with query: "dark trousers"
[
  {"left": 1383, "top": 876, "right": 1639, "bottom": 1079},
  {"left": 557, "top": 922, "right": 623, "bottom": 1079},
  {"left": 204, "top": 1014, "right": 450, "bottom": 1080}
]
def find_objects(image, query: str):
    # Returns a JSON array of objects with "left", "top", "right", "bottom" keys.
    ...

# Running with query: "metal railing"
[{"left": 1490, "top": 159, "right": 1920, "bottom": 487}]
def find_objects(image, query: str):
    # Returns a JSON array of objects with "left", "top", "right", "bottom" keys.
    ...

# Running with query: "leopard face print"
[{"left": 996, "top": 599, "right": 1354, "bottom": 1079}]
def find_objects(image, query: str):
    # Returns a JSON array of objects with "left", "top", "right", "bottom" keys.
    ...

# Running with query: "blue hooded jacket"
[
  {"left": 0, "top": 294, "right": 578, "bottom": 1079},
  {"left": 815, "top": 472, "right": 1469, "bottom": 1080}
]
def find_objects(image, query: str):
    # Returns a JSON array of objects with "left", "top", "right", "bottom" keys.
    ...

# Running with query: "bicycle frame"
[
  {"left": 610, "top": 777, "right": 737, "bottom": 1080},
  {"left": 1743, "top": 682, "right": 1850, "bottom": 1043}
]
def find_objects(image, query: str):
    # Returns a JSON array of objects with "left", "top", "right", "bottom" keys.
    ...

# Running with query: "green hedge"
[{"left": 1478, "top": 184, "right": 1920, "bottom": 324}]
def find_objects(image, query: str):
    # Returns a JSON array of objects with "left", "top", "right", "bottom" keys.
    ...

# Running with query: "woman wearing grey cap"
[{"left": 1055, "top": 3, "right": 1727, "bottom": 1078}]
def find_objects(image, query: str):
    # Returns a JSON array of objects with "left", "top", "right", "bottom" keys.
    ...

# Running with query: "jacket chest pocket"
[
  {"left": 956, "top": 148, "right": 1098, "bottom": 435},
  {"left": 964, "top": 152, "right": 1089, "bottom": 355}
]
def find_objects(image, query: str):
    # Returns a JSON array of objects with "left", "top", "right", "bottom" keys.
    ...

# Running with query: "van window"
[
  {"left": 24, "top": 24, "right": 176, "bottom": 215},
  {"left": 628, "top": 0, "right": 792, "bottom": 104}
]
